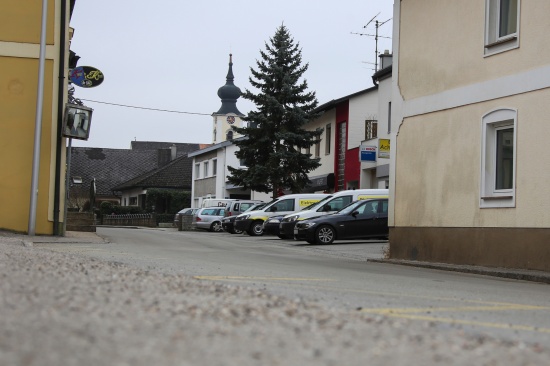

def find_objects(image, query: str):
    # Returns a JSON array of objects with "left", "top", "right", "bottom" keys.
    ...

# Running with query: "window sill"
[
  {"left": 481, "top": 195, "right": 513, "bottom": 200},
  {"left": 485, "top": 35, "right": 517, "bottom": 48}
]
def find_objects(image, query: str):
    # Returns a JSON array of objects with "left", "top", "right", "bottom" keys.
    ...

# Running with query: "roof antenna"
[{"left": 351, "top": 13, "right": 392, "bottom": 71}]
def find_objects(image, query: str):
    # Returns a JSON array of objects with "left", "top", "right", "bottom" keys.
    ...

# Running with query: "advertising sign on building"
[
  {"left": 69, "top": 66, "right": 104, "bottom": 88},
  {"left": 360, "top": 145, "right": 377, "bottom": 162},
  {"left": 379, "top": 139, "right": 390, "bottom": 159}
]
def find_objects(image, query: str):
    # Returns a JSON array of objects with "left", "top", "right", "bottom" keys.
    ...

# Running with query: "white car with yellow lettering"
[
  {"left": 278, "top": 189, "right": 389, "bottom": 239},
  {"left": 234, "top": 193, "right": 328, "bottom": 236}
]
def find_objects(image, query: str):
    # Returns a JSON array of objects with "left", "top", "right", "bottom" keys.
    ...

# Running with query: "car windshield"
[
  {"left": 246, "top": 203, "right": 266, "bottom": 212},
  {"left": 261, "top": 199, "right": 279, "bottom": 211},
  {"left": 337, "top": 200, "right": 366, "bottom": 215},
  {"left": 299, "top": 195, "right": 333, "bottom": 211}
]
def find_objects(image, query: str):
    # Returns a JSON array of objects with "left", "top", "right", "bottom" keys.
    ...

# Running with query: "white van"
[
  {"left": 233, "top": 193, "right": 328, "bottom": 236},
  {"left": 201, "top": 198, "right": 236, "bottom": 208},
  {"left": 278, "top": 189, "right": 389, "bottom": 239}
]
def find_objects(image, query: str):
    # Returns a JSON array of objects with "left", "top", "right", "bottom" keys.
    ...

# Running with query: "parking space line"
[
  {"left": 194, "top": 275, "right": 337, "bottom": 282},
  {"left": 359, "top": 303, "right": 550, "bottom": 334}
]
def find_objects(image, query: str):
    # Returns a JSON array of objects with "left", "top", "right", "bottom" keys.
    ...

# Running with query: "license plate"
[{"left": 293, "top": 228, "right": 298, "bottom": 235}]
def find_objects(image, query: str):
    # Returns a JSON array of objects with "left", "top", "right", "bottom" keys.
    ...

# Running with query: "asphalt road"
[{"left": 38, "top": 227, "right": 550, "bottom": 347}]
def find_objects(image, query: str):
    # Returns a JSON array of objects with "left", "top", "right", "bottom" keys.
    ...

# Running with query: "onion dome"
[{"left": 215, "top": 54, "right": 243, "bottom": 115}]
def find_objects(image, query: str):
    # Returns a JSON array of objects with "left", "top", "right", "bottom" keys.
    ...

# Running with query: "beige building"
[{"left": 390, "top": 0, "right": 550, "bottom": 271}]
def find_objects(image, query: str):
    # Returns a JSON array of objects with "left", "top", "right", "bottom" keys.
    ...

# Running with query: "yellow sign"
[
  {"left": 379, "top": 139, "right": 390, "bottom": 158},
  {"left": 357, "top": 195, "right": 389, "bottom": 200},
  {"left": 299, "top": 199, "right": 321, "bottom": 208}
]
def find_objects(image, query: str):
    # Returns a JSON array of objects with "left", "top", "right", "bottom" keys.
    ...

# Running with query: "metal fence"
[{"left": 102, "top": 214, "right": 156, "bottom": 227}]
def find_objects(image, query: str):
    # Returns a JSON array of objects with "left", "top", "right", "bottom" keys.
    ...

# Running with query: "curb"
[{"left": 368, "top": 258, "right": 550, "bottom": 285}]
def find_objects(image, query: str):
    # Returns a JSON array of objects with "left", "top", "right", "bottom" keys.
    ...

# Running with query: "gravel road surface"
[{"left": 0, "top": 237, "right": 547, "bottom": 365}]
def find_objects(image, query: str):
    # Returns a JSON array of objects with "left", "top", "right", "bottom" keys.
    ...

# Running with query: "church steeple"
[{"left": 215, "top": 54, "right": 243, "bottom": 116}]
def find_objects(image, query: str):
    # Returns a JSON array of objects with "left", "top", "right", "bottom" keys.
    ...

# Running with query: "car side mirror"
[
  {"left": 270, "top": 206, "right": 278, "bottom": 212},
  {"left": 351, "top": 211, "right": 359, "bottom": 217},
  {"left": 323, "top": 205, "right": 331, "bottom": 212}
]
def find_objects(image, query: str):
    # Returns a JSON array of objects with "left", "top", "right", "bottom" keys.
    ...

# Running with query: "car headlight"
[
  {"left": 236, "top": 214, "right": 249, "bottom": 221},
  {"left": 284, "top": 215, "right": 299, "bottom": 222},
  {"left": 267, "top": 218, "right": 281, "bottom": 224},
  {"left": 297, "top": 222, "right": 317, "bottom": 229}
]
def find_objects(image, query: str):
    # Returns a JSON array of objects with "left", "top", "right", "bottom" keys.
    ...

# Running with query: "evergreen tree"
[{"left": 228, "top": 25, "right": 323, "bottom": 199}]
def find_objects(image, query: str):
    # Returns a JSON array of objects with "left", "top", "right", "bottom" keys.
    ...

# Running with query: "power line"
[{"left": 80, "top": 99, "right": 211, "bottom": 116}]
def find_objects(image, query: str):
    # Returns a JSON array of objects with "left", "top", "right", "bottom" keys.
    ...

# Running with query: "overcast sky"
[{"left": 69, "top": 1, "right": 394, "bottom": 149}]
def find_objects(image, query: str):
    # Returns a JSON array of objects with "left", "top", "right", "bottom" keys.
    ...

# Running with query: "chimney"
[
  {"left": 171, "top": 144, "right": 177, "bottom": 160},
  {"left": 379, "top": 50, "right": 393, "bottom": 70}
]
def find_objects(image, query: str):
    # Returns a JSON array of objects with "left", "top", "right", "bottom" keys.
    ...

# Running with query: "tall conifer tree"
[{"left": 228, "top": 25, "right": 323, "bottom": 199}]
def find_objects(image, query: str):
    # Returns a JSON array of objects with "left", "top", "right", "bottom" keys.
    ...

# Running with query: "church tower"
[{"left": 212, "top": 54, "right": 245, "bottom": 144}]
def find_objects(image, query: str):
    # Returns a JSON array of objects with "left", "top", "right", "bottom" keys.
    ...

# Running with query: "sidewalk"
[
  {"left": 368, "top": 258, "right": 550, "bottom": 285},
  {"left": 0, "top": 230, "right": 108, "bottom": 246}
]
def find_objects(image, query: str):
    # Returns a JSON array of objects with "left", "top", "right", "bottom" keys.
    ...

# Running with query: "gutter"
[{"left": 53, "top": 0, "right": 68, "bottom": 235}]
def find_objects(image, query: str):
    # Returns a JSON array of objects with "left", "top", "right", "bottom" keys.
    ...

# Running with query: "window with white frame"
[
  {"left": 212, "top": 159, "right": 217, "bottom": 176},
  {"left": 204, "top": 161, "right": 209, "bottom": 177},
  {"left": 194, "top": 163, "right": 200, "bottom": 179},
  {"left": 325, "top": 123, "right": 332, "bottom": 155},
  {"left": 485, "top": 0, "right": 519, "bottom": 56},
  {"left": 480, "top": 108, "right": 516, "bottom": 208}
]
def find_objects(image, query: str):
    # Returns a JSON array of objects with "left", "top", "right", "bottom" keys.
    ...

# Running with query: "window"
[
  {"left": 195, "top": 163, "right": 200, "bottom": 179},
  {"left": 480, "top": 108, "right": 517, "bottom": 208},
  {"left": 365, "top": 120, "right": 378, "bottom": 140},
  {"left": 204, "top": 161, "right": 209, "bottom": 177},
  {"left": 315, "top": 138, "right": 320, "bottom": 158},
  {"left": 212, "top": 159, "right": 218, "bottom": 176},
  {"left": 387, "top": 102, "right": 392, "bottom": 134},
  {"left": 485, "top": 0, "right": 519, "bottom": 56},
  {"left": 325, "top": 124, "right": 331, "bottom": 155},
  {"left": 129, "top": 197, "right": 138, "bottom": 206}
]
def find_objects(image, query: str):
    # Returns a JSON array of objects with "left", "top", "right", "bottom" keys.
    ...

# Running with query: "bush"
[{"left": 146, "top": 189, "right": 191, "bottom": 214}]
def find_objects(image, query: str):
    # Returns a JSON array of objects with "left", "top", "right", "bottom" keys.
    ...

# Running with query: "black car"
[
  {"left": 262, "top": 215, "right": 287, "bottom": 238},
  {"left": 294, "top": 199, "right": 389, "bottom": 245},
  {"left": 222, "top": 203, "right": 266, "bottom": 234}
]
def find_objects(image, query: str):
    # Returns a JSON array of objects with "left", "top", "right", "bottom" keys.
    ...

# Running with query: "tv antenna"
[{"left": 351, "top": 13, "right": 392, "bottom": 71}]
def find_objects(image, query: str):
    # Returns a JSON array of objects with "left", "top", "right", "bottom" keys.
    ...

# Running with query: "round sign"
[{"left": 69, "top": 66, "right": 104, "bottom": 88}]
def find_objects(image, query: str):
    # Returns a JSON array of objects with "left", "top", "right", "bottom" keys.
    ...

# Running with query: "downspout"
[{"left": 53, "top": 0, "right": 68, "bottom": 235}]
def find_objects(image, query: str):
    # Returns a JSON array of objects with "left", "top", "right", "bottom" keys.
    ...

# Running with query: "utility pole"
[{"left": 351, "top": 13, "right": 392, "bottom": 71}]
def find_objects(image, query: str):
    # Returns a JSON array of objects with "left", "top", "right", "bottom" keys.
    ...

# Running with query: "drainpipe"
[
  {"left": 53, "top": 0, "right": 68, "bottom": 235},
  {"left": 28, "top": 0, "right": 49, "bottom": 236}
]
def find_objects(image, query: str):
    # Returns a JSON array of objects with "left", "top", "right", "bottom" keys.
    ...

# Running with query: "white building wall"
[{"left": 348, "top": 91, "right": 378, "bottom": 149}]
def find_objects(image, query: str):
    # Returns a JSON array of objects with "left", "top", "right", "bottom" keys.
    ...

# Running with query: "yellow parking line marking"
[
  {"left": 379, "top": 313, "right": 550, "bottom": 334},
  {"left": 194, "top": 275, "right": 337, "bottom": 282},
  {"left": 361, "top": 304, "right": 550, "bottom": 315}
]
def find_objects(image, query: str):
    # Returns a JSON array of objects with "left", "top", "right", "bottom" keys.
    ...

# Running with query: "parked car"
[
  {"left": 262, "top": 215, "right": 287, "bottom": 238},
  {"left": 224, "top": 200, "right": 264, "bottom": 217},
  {"left": 173, "top": 208, "right": 199, "bottom": 227},
  {"left": 294, "top": 198, "right": 389, "bottom": 245},
  {"left": 279, "top": 189, "right": 388, "bottom": 239},
  {"left": 234, "top": 193, "right": 328, "bottom": 236},
  {"left": 222, "top": 203, "right": 266, "bottom": 234},
  {"left": 192, "top": 207, "right": 226, "bottom": 232}
]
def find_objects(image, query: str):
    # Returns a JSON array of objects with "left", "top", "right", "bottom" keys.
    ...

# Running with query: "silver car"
[{"left": 192, "top": 207, "right": 226, "bottom": 232}]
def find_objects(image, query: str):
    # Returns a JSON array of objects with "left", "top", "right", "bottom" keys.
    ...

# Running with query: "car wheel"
[
  {"left": 233, "top": 228, "right": 243, "bottom": 234},
  {"left": 315, "top": 225, "right": 335, "bottom": 245},
  {"left": 247, "top": 221, "right": 264, "bottom": 236},
  {"left": 210, "top": 221, "right": 223, "bottom": 232}
]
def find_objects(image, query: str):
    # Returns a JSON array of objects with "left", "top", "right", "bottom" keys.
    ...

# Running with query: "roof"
[
  {"left": 111, "top": 154, "right": 193, "bottom": 191},
  {"left": 70, "top": 142, "right": 205, "bottom": 198},
  {"left": 315, "top": 86, "right": 378, "bottom": 113}
]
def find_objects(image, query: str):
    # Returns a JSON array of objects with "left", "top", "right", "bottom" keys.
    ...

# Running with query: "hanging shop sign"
[
  {"left": 360, "top": 145, "right": 377, "bottom": 162},
  {"left": 69, "top": 66, "right": 104, "bottom": 88}
]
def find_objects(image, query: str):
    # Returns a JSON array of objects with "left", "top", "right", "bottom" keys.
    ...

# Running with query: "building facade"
[
  {"left": 390, "top": 0, "right": 550, "bottom": 271},
  {"left": 0, "top": 0, "right": 75, "bottom": 234}
]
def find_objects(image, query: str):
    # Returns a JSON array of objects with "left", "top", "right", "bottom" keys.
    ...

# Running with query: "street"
[{"left": 38, "top": 227, "right": 550, "bottom": 346}]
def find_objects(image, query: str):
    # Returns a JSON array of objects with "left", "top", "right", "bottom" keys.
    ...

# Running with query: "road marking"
[
  {"left": 194, "top": 275, "right": 337, "bottom": 282},
  {"left": 360, "top": 304, "right": 550, "bottom": 334}
]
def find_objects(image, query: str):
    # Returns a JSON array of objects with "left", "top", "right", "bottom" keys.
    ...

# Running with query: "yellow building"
[
  {"left": 0, "top": 0, "right": 76, "bottom": 234},
  {"left": 390, "top": 1, "right": 550, "bottom": 271}
]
